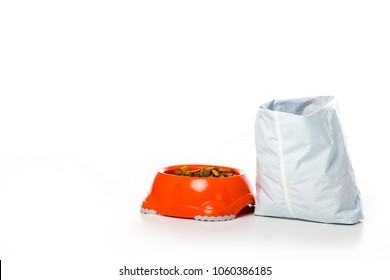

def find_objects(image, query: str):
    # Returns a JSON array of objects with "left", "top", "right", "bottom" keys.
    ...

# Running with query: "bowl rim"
[{"left": 157, "top": 164, "right": 246, "bottom": 178}]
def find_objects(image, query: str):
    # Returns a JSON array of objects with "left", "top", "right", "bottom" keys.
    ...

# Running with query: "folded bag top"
[
  {"left": 254, "top": 96, "right": 363, "bottom": 224},
  {"left": 260, "top": 95, "right": 335, "bottom": 116}
]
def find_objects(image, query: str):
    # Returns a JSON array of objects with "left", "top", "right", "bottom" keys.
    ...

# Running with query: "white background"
[{"left": 1, "top": 1, "right": 390, "bottom": 279}]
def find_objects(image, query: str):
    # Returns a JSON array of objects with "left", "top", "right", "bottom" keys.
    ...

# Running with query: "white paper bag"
[{"left": 254, "top": 96, "right": 363, "bottom": 224}]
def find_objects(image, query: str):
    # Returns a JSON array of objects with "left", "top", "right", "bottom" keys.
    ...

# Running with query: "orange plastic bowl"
[{"left": 140, "top": 164, "right": 255, "bottom": 221}]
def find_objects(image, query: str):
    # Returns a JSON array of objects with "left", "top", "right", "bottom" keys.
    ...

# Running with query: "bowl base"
[
  {"left": 140, "top": 207, "right": 157, "bottom": 215},
  {"left": 194, "top": 214, "right": 235, "bottom": 222},
  {"left": 140, "top": 207, "right": 237, "bottom": 222}
]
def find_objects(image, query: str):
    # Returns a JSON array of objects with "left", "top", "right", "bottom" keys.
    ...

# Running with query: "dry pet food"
[{"left": 172, "top": 166, "right": 236, "bottom": 177}]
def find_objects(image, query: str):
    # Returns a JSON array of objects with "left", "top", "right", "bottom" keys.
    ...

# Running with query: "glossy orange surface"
[{"left": 141, "top": 164, "right": 255, "bottom": 220}]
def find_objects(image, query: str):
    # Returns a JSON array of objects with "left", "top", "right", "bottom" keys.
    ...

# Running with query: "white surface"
[{"left": 1, "top": 1, "right": 390, "bottom": 279}]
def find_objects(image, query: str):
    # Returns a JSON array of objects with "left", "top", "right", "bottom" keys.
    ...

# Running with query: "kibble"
[{"left": 172, "top": 166, "right": 236, "bottom": 177}]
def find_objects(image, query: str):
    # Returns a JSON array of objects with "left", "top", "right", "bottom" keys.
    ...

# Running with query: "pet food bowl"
[{"left": 140, "top": 164, "right": 255, "bottom": 221}]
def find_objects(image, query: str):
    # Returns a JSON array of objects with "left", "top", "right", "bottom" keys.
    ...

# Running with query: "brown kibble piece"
[
  {"left": 174, "top": 170, "right": 182, "bottom": 175},
  {"left": 200, "top": 169, "right": 211, "bottom": 177}
]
